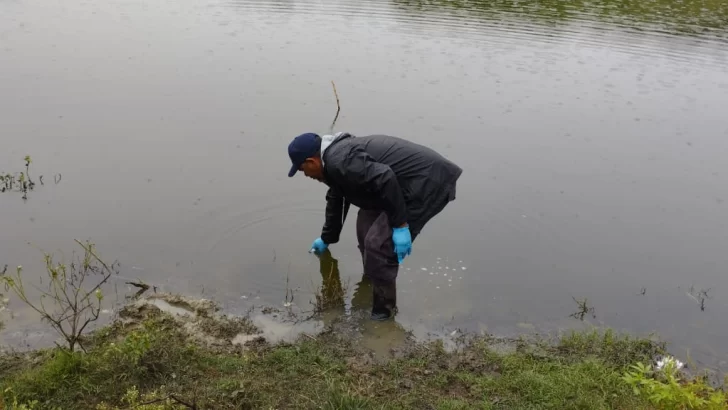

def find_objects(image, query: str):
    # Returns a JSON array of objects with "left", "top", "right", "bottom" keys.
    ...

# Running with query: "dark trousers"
[
  {"left": 356, "top": 210, "right": 402, "bottom": 286},
  {"left": 355, "top": 184, "right": 456, "bottom": 285}
]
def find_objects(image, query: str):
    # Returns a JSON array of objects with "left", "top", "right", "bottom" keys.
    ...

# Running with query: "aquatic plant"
[
  {"left": 570, "top": 296, "right": 596, "bottom": 321},
  {"left": 0, "top": 156, "right": 61, "bottom": 201}
]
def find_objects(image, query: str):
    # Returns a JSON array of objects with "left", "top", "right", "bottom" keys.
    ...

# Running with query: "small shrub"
[
  {"left": 622, "top": 361, "right": 728, "bottom": 409},
  {"left": 1, "top": 240, "right": 119, "bottom": 352}
]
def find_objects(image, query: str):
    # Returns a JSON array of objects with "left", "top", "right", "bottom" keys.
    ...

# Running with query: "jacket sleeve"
[
  {"left": 336, "top": 149, "right": 408, "bottom": 228},
  {"left": 321, "top": 188, "right": 347, "bottom": 244}
]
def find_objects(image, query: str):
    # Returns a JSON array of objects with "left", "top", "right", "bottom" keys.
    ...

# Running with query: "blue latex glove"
[
  {"left": 310, "top": 237, "right": 328, "bottom": 255},
  {"left": 392, "top": 226, "right": 412, "bottom": 264}
]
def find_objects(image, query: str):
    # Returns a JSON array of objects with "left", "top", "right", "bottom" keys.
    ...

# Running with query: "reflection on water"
[
  {"left": 1, "top": 0, "right": 728, "bottom": 372},
  {"left": 228, "top": 250, "right": 412, "bottom": 356},
  {"left": 316, "top": 249, "right": 347, "bottom": 314},
  {"left": 392, "top": 0, "right": 728, "bottom": 37},
  {"left": 317, "top": 249, "right": 374, "bottom": 315},
  {"left": 317, "top": 249, "right": 410, "bottom": 357}
]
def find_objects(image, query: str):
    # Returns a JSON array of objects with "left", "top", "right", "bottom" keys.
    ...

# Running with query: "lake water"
[{"left": 1, "top": 0, "right": 727, "bottom": 370}]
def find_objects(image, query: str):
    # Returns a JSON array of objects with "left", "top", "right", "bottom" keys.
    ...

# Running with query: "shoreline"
[{"left": 2, "top": 293, "right": 723, "bottom": 409}]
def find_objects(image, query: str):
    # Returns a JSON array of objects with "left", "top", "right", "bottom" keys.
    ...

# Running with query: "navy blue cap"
[{"left": 287, "top": 133, "right": 320, "bottom": 177}]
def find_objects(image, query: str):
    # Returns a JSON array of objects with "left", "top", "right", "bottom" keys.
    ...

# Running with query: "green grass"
[
  {"left": 557, "top": 328, "right": 664, "bottom": 367},
  {"left": 0, "top": 310, "right": 677, "bottom": 409}
]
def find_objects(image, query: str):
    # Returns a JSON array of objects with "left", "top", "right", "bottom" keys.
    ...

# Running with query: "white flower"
[{"left": 655, "top": 355, "right": 684, "bottom": 371}]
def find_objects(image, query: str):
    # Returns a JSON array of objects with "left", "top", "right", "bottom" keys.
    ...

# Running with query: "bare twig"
[
  {"left": 169, "top": 394, "right": 198, "bottom": 409},
  {"left": 127, "top": 394, "right": 198, "bottom": 409},
  {"left": 127, "top": 397, "right": 168, "bottom": 408},
  {"left": 126, "top": 280, "right": 150, "bottom": 299},
  {"left": 329, "top": 80, "right": 341, "bottom": 133},
  {"left": 688, "top": 285, "right": 712, "bottom": 312}
]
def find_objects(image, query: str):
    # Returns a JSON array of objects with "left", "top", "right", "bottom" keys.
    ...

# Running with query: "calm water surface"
[{"left": 1, "top": 0, "right": 727, "bottom": 369}]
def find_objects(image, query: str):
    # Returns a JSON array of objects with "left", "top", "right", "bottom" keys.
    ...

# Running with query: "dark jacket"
[{"left": 320, "top": 133, "right": 462, "bottom": 244}]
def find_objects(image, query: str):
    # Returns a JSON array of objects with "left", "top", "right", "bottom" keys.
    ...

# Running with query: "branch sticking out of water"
[
  {"left": 126, "top": 280, "right": 150, "bottom": 299},
  {"left": 329, "top": 80, "right": 341, "bottom": 133},
  {"left": 688, "top": 285, "right": 711, "bottom": 312}
]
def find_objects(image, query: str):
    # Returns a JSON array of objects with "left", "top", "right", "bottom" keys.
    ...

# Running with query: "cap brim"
[{"left": 288, "top": 163, "right": 299, "bottom": 177}]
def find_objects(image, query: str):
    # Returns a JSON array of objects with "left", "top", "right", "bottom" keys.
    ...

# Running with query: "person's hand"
[
  {"left": 392, "top": 225, "right": 412, "bottom": 264},
  {"left": 310, "top": 237, "right": 328, "bottom": 255}
]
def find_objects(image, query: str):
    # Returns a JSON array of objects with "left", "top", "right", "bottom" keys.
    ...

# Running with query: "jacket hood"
[{"left": 320, "top": 132, "right": 351, "bottom": 165}]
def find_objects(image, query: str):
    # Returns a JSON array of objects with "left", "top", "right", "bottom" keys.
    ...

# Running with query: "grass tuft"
[{"left": 557, "top": 329, "right": 665, "bottom": 368}]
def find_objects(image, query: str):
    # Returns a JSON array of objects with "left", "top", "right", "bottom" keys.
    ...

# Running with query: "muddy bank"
[
  {"left": 113, "top": 294, "right": 261, "bottom": 350},
  {"left": 113, "top": 293, "right": 414, "bottom": 356}
]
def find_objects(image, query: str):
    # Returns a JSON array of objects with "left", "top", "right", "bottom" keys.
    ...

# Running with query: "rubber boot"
[{"left": 371, "top": 281, "right": 397, "bottom": 321}]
